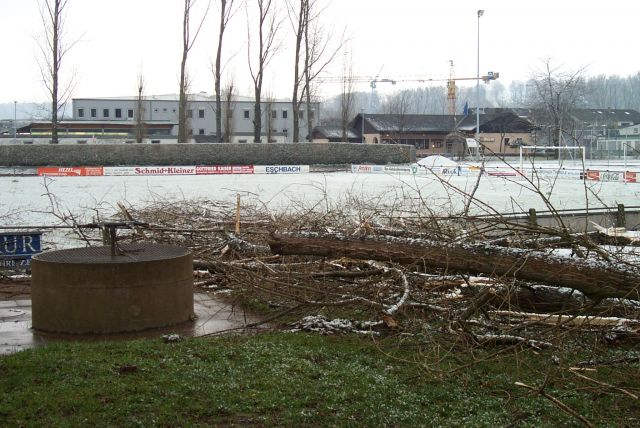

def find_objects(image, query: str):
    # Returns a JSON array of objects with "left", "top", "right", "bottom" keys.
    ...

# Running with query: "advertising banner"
[
  {"left": 103, "top": 166, "right": 196, "bottom": 176},
  {"left": 254, "top": 165, "right": 310, "bottom": 174},
  {"left": 625, "top": 172, "right": 637, "bottom": 183},
  {"left": 38, "top": 167, "right": 104, "bottom": 176},
  {"left": 195, "top": 165, "right": 254, "bottom": 175},
  {"left": 586, "top": 170, "right": 600, "bottom": 181},
  {"left": 599, "top": 171, "right": 624, "bottom": 182},
  {"left": 0, "top": 232, "right": 42, "bottom": 272}
]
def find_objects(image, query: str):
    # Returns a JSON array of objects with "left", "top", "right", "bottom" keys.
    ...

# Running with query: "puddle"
[{"left": 0, "top": 293, "right": 265, "bottom": 355}]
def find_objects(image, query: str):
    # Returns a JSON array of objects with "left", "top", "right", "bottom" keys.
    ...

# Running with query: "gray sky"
[{"left": 2, "top": 0, "right": 639, "bottom": 104}]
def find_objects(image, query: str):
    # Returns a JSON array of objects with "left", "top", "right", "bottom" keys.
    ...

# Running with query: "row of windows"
[
  {"left": 380, "top": 138, "right": 444, "bottom": 149},
  {"left": 77, "top": 107, "right": 313, "bottom": 121},
  {"left": 77, "top": 108, "right": 135, "bottom": 119},
  {"left": 240, "top": 109, "right": 313, "bottom": 120}
]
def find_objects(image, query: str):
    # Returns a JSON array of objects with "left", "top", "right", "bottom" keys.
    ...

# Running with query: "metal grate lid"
[{"left": 33, "top": 243, "right": 190, "bottom": 264}]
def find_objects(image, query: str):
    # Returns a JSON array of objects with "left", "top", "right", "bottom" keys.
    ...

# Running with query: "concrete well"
[{"left": 31, "top": 243, "right": 194, "bottom": 334}]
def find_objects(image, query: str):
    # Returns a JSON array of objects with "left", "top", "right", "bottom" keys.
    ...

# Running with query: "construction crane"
[{"left": 317, "top": 68, "right": 499, "bottom": 114}]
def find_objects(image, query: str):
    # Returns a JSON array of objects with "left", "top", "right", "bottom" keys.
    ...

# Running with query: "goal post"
[{"left": 519, "top": 146, "right": 586, "bottom": 173}]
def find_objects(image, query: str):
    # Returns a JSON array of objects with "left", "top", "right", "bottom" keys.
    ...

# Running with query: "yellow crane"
[{"left": 317, "top": 66, "right": 499, "bottom": 114}]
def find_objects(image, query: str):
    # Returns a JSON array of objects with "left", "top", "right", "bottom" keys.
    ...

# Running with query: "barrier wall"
[{"left": 0, "top": 142, "right": 415, "bottom": 167}]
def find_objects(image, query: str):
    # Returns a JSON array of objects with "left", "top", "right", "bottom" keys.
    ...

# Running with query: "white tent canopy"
[{"left": 417, "top": 155, "right": 458, "bottom": 168}]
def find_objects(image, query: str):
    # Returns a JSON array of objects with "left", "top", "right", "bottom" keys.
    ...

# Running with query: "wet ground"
[{"left": 0, "top": 292, "right": 264, "bottom": 355}]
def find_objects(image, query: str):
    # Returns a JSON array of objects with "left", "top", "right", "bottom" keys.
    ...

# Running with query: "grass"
[{"left": 1, "top": 332, "right": 638, "bottom": 427}]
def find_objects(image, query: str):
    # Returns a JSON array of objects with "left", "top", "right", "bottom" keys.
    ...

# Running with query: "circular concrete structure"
[{"left": 31, "top": 243, "right": 194, "bottom": 334}]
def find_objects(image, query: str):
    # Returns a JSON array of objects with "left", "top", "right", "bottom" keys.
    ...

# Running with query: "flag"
[{"left": 463, "top": 101, "right": 469, "bottom": 116}]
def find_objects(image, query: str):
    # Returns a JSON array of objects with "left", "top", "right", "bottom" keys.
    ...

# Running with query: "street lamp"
[
  {"left": 13, "top": 101, "right": 17, "bottom": 144},
  {"left": 361, "top": 109, "right": 365, "bottom": 144},
  {"left": 476, "top": 9, "right": 484, "bottom": 159}
]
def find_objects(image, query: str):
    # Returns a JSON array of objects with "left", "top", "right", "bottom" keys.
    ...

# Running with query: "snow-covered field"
[{"left": 2, "top": 171, "right": 639, "bottom": 227}]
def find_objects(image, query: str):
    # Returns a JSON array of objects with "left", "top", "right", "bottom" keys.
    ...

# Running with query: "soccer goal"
[{"left": 519, "top": 145, "right": 586, "bottom": 173}]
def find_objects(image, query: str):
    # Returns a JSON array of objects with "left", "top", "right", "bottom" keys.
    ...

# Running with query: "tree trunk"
[
  {"left": 51, "top": 0, "right": 60, "bottom": 144},
  {"left": 254, "top": 89, "right": 262, "bottom": 143},
  {"left": 291, "top": 0, "right": 305, "bottom": 143},
  {"left": 214, "top": 0, "right": 227, "bottom": 144},
  {"left": 268, "top": 232, "right": 640, "bottom": 300}
]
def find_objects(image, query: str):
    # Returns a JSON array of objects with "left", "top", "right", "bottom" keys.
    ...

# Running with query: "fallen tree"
[{"left": 268, "top": 232, "right": 640, "bottom": 301}]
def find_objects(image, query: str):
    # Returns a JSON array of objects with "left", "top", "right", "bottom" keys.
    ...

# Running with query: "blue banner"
[{"left": 0, "top": 232, "right": 42, "bottom": 272}]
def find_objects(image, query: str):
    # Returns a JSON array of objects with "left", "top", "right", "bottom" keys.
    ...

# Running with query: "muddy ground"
[{"left": 0, "top": 278, "right": 31, "bottom": 300}]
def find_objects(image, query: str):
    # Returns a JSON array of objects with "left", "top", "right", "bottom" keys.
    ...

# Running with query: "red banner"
[
  {"left": 586, "top": 170, "right": 600, "bottom": 181},
  {"left": 38, "top": 167, "right": 104, "bottom": 176},
  {"left": 195, "top": 165, "right": 254, "bottom": 175},
  {"left": 625, "top": 172, "right": 637, "bottom": 183}
]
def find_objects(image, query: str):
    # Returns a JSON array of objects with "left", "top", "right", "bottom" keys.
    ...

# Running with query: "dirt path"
[{"left": 0, "top": 278, "right": 31, "bottom": 300}]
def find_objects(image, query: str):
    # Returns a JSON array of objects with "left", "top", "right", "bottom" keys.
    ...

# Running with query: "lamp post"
[
  {"left": 475, "top": 9, "right": 484, "bottom": 160},
  {"left": 13, "top": 101, "right": 17, "bottom": 144},
  {"left": 361, "top": 109, "right": 365, "bottom": 144}
]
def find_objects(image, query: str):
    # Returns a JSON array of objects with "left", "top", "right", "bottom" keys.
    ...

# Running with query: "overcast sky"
[{"left": 2, "top": 0, "right": 639, "bottom": 105}]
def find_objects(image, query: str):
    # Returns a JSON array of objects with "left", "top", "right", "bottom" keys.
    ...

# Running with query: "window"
[
  {"left": 298, "top": 110, "right": 304, "bottom": 119},
  {"left": 103, "top": 109, "right": 109, "bottom": 118},
  {"left": 188, "top": 129, "right": 193, "bottom": 135},
  {"left": 91, "top": 108, "right": 97, "bottom": 118},
  {"left": 187, "top": 110, "right": 193, "bottom": 118},
  {"left": 282, "top": 110, "right": 288, "bottom": 119},
  {"left": 151, "top": 140, "right": 160, "bottom": 144},
  {"left": 309, "top": 110, "right": 315, "bottom": 119},
  {"left": 272, "top": 110, "right": 277, "bottom": 119},
  {"left": 198, "top": 129, "right": 205, "bottom": 135},
  {"left": 115, "top": 108, "right": 122, "bottom": 118},
  {"left": 128, "top": 109, "right": 134, "bottom": 119},
  {"left": 238, "top": 139, "right": 248, "bottom": 143},
  {"left": 243, "top": 110, "right": 250, "bottom": 119},
  {"left": 433, "top": 141, "right": 443, "bottom": 148},
  {"left": 77, "top": 140, "right": 87, "bottom": 144},
  {"left": 198, "top": 109, "right": 205, "bottom": 118},
  {"left": 163, "top": 108, "right": 167, "bottom": 112}
]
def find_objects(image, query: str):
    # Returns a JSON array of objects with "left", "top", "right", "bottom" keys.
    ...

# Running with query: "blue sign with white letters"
[{"left": 0, "top": 232, "right": 42, "bottom": 272}]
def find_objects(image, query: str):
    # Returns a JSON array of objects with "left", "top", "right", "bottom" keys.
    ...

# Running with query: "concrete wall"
[{"left": 0, "top": 142, "right": 416, "bottom": 166}]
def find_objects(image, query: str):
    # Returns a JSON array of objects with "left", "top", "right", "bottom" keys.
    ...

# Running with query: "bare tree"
[
  {"left": 37, "top": 0, "right": 77, "bottom": 144},
  {"left": 214, "top": 0, "right": 236, "bottom": 143},
  {"left": 289, "top": 0, "right": 345, "bottom": 142},
  {"left": 247, "top": 0, "right": 281, "bottom": 143},
  {"left": 289, "top": 0, "right": 307, "bottom": 143},
  {"left": 223, "top": 80, "right": 235, "bottom": 142},
  {"left": 135, "top": 74, "right": 145, "bottom": 144},
  {"left": 530, "top": 59, "right": 585, "bottom": 146},
  {"left": 179, "top": 0, "right": 210, "bottom": 144},
  {"left": 340, "top": 54, "right": 355, "bottom": 142}
]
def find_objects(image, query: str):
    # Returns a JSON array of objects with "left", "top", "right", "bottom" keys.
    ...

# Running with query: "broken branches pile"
[{"left": 90, "top": 194, "right": 640, "bottom": 355}]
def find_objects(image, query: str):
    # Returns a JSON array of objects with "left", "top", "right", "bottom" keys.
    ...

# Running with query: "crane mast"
[{"left": 446, "top": 60, "right": 456, "bottom": 115}]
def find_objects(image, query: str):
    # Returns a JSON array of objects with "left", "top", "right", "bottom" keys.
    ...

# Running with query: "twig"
[
  {"left": 569, "top": 370, "right": 639, "bottom": 400},
  {"left": 514, "top": 381, "right": 595, "bottom": 427}
]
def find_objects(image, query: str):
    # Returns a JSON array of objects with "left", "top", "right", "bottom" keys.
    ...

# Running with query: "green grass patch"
[{"left": 1, "top": 333, "right": 638, "bottom": 426}]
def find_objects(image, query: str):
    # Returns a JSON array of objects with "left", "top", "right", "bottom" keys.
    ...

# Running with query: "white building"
[{"left": 71, "top": 93, "right": 320, "bottom": 143}]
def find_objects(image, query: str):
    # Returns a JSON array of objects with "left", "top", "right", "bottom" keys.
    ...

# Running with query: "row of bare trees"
[{"left": 38, "top": 0, "right": 345, "bottom": 144}]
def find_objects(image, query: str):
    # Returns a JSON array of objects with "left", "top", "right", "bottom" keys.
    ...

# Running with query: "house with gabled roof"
[
  {"left": 456, "top": 110, "right": 535, "bottom": 155},
  {"left": 342, "top": 112, "right": 535, "bottom": 157}
]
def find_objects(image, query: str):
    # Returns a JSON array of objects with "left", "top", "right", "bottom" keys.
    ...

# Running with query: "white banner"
[
  {"left": 253, "top": 165, "right": 310, "bottom": 174},
  {"left": 103, "top": 166, "right": 196, "bottom": 176}
]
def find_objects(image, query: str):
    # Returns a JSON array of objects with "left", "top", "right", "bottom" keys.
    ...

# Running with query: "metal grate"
[{"left": 33, "top": 243, "right": 190, "bottom": 264}]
